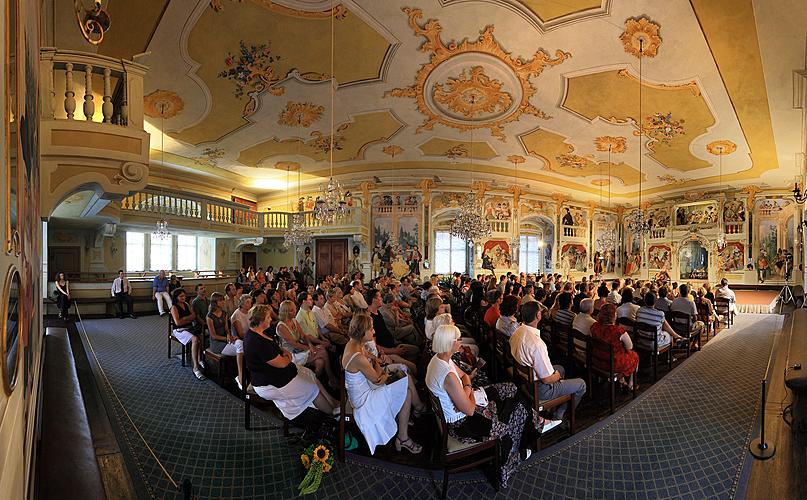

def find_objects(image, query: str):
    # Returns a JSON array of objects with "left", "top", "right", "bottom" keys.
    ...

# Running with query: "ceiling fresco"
[{"left": 133, "top": 0, "right": 806, "bottom": 202}]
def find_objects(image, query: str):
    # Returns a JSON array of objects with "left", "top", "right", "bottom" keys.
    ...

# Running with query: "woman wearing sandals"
[
  {"left": 170, "top": 288, "right": 206, "bottom": 380},
  {"left": 245, "top": 305, "right": 338, "bottom": 420},
  {"left": 341, "top": 313, "right": 425, "bottom": 455}
]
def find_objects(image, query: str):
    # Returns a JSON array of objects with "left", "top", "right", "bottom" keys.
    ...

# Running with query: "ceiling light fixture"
[
  {"left": 625, "top": 37, "right": 652, "bottom": 238},
  {"left": 596, "top": 145, "right": 617, "bottom": 254},
  {"left": 283, "top": 164, "right": 312, "bottom": 248},
  {"left": 715, "top": 145, "right": 727, "bottom": 250},
  {"left": 152, "top": 104, "right": 171, "bottom": 240},
  {"left": 450, "top": 127, "right": 491, "bottom": 247},
  {"left": 314, "top": 0, "right": 349, "bottom": 225},
  {"left": 509, "top": 156, "right": 520, "bottom": 257}
]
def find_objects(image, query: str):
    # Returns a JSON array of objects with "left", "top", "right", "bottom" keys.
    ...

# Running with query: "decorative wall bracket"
[{"left": 74, "top": 1, "right": 110, "bottom": 45}]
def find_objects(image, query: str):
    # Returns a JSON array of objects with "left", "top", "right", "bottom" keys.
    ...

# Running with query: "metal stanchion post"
[{"left": 749, "top": 379, "right": 776, "bottom": 459}]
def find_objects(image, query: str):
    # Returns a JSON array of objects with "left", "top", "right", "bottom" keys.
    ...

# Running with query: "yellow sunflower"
[
  {"left": 300, "top": 454, "right": 310, "bottom": 468},
  {"left": 322, "top": 462, "right": 332, "bottom": 473},
  {"left": 313, "top": 445, "right": 330, "bottom": 463}
]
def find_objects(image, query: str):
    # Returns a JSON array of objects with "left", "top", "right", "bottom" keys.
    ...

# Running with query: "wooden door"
[
  {"left": 316, "top": 239, "right": 347, "bottom": 278},
  {"left": 48, "top": 247, "right": 81, "bottom": 281},
  {"left": 242, "top": 251, "right": 257, "bottom": 271}
]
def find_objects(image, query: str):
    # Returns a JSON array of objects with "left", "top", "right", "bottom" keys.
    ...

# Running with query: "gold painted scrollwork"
[
  {"left": 113, "top": 162, "right": 148, "bottom": 185},
  {"left": 74, "top": 0, "right": 111, "bottom": 46}
]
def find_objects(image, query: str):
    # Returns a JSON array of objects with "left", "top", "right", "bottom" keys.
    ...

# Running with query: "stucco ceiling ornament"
[
  {"left": 382, "top": 145, "right": 404, "bottom": 158},
  {"left": 594, "top": 136, "right": 626, "bottom": 153},
  {"left": 556, "top": 153, "right": 590, "bottom": 170},
  {"left": 210, "top": 0, "right": 348, "bottom": 19},
  {"left": 706, "top": 140, "right": 737, "bottom": 156},
  {"left": 194, "top": 147, "right": 226, "bottom": 167},
  {"left": 620, "top": 16, "right": 662, "bottom": 58},
  {"left": 445, "top": 144, "right": 469, "bottom": 161},
  {"left": 384, "top": 7, "right": 570, "bottom": 141},
  {"left": 641, "top": 112, "right": 685, "bottom": 145},
  {"left": 657, "top": 174, "right": 690, "bottom": 185},
  {"left": 144, "top": 90, "right": 184, "bottom": 119},
  {"left": 278, "top": 102, "right": 325, "bottom": 127},
  {"left": 433, "top": 66, "right": 512, "bottom": 119}
]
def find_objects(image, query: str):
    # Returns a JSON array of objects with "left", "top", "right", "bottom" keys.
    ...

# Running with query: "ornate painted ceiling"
[{"left": 130, "top": 0, "right": 807, "bottom": 205}]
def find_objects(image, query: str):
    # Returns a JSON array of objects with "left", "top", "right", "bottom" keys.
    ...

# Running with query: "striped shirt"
[{"left": 553, "top": 308, "right": 575, "bottom": 327}]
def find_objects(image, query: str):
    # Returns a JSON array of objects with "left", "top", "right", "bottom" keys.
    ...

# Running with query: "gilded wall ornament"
[
  {"left": 278, "top": 101, "right": 325, "bottom": 127},
  {"left": 75, "top": 0, "right": 111, "bottom": 45},
  {"left": 642, "top": 112, "right": 685, "bottom": 145},
  {"left": 620, "top": 16, "right": 662, "bottom": 58},
  {"left": 144, "top": 90, "right": 184, "bottom": 118},
  {"left": 382, "top": 145, "right": 404, "bottom": 157},
  {"left": 433, "top": 66, "right": 512, "bottom": 119},
  {"left": 384, "top": 8, "right": 570, "bottom": 141},
  {"left": 594, "top": 136, "right": 627, "bottom": 153},
  {"left": 706, "top": 140, "right": 737, "bottom": 155}
]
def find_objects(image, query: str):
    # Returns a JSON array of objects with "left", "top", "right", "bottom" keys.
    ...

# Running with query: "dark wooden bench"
[{"left": 37, "top": 327, "right": 106, "bottom": 499}]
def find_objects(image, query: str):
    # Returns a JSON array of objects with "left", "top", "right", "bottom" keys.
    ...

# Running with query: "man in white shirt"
[
  {"left": 312, "top": 291, "right": 348, "bottom": 346},
  {"left": 350, "top": 280, "right": 368, "bottom": 310},
  {"left": 510, "top": 301, "right": 586, "bottom": 420},
  {"left": 715, "top": 278, "right": 738, "bottom": 314},
  {"left": 607, "top": 279, "right": 622, "bottom": 304},
  {"left": 111, "top": 270, "right": 136, "bottom": 319}
]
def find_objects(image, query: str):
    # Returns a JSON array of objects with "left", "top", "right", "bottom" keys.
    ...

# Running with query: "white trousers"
[{"left": 155, "top": 291, "right": 173, "bottom": 314}]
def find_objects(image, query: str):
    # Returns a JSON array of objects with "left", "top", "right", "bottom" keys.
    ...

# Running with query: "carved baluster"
[
  {"left": 64, "top": 63, "right": 76, "bottom": 119},
  {"left": 102, "top": 67, "right": 112, "bottom": 123},
  {"left": 120, "top": 72, "right": 128, "bottom": 126},
  {"left": 83, "top": 65, "right": 94, "bottom": 120}
]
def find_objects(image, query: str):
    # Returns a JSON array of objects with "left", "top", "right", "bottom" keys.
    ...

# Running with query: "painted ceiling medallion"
[
  {"left": 310, "top": 129, "right": 346, "bottom": 155},
  {"left": 382, "top": 145, "right": 404, "bottom": 157},
  {"left": 384, "top": 7, "right": 570, "bottom": 141},
  {"left": 278, "top": 101, "right": 325, "bottom": 127},
  {"left": 506, "top": 155, "right": 525, "bottom": 165},
  {"left": 433, "top": 66, "right": 512, "bottom": 119},
  {"left": 594, "top": 136, "right": 627, "bottom": 153},
  {"left": 218, "top": 40, "right": 285, "bottom": 117},
  {"left": 620, "top": 16, "right": 662, "bottom": 58},
  {"left": 642, "top": 112, "right": 685, "bottom": 145},
  {"left": 144, "top": 90, "right": 184, "bottom": 118},
  {"left": 706, "top": 140, "right": 737, "bottom": 155},
  {"left": 194, "top": 147, "right": 226, "bottom": 167},
  {"left": 445, "top": 144, "right": 469, "bottom": 160},
  {"left": 556, "top": 153, "right": 591, "bottom": 170},
  {"left": 275, "top": 161, "right": 300, "bottom": 171}
]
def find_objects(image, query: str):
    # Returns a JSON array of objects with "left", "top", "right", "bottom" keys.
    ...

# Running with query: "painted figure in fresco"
[
  {"left": 481, "top": 252, "right": 495, "bottom": 274},
  {"left": 349, "top": 245, "right": 361, "bottom": 276},
  {"left": 562, "top": 207, "right": 574, "bottom": 226},
  {"left": 301, "top": 246, "right": 314, "bottom": 285},
  {"left": 371, "top": 245, "right": 382, "bottom": 278},
  {"left": 757, "top": 247, "right": 769, "bottom": 283},
  {"left": 604, "top": 249, "right": 615, "bottom": 274},
  {"left": 774, "top": 248, "right": 786, "bottom": 278},
  {"left": 381, "top": 241, "right": 392, "bottom": 270},
  {"left": 409, "top": 245, "right": 422, "bottom": 275},
  {"left": 654, "top": 267, "right": 671, "bottom": 285},
  {"left": 593, "top": 251, "right": 603, "bottom": 276},
  {"left": 676, "top": 207, "right": 687, "bottom": 226}
]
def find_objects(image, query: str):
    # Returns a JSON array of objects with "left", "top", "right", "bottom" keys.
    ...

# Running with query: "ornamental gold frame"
[
  {"left": 1, "top": 265, "right": 20, "bottom": 395},
  {"left": 5, "top": 0, "right": 20, "bottom": 256}
]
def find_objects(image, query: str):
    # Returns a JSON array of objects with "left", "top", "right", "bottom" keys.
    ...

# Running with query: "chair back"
[
  {"left": 571, "top": 329, "right": 589, "bottom": 367},
  {"left": 616, "top": 316, "right": 635, "bottom": 334},
  {"left": 429, "top": 392, "right": 449, "bottom": 458},
  {"left": 714, "top": 297, "right": 730, "bottom": 316},
  {"left": 552, "top": 320, "right": 571, "bottom": 355},
  {"left": 633, "top": 321, "right": 659, "bottom": 353},
  {"left": 512, "top": 359, "right": 539, "bottom": 405},
  {"left": 669, "top": 310, "right": 691, "bottom": 337},
  {"left": 589, "top": 335, "right": 615, "bottom": 380}
]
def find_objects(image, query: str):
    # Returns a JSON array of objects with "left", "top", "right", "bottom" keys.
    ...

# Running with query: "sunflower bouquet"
[{"left": 298, "top": 443, "right": 335, "bottom": 495}]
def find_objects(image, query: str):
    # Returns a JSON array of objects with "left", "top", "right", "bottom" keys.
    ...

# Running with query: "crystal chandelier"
[
  {"left": 314, "top": 6, "right": 349, "bottom": 225},
  {"left": 283, "top": 165, "right": 312, "bottom": 247},
  {"left": 450, "top": 193, "right": 491, "bottom": 247},
  {"left": 713, "top": 144, "right": 727, "bottom": 251},
  {"left": 152, "top": 104, "right": 171, "bottom": 240},
  {"left": 153, "top": 218, "right": 170, "bottom": 240},
  {"left": 628, "top": 37, "right": 651, "bottom": 237},
  {"left": 509, "top": 157, "right": 520, "bottom": 257},
  {"left": 596, "top": 145, "right": 617, "bottom": 253}
]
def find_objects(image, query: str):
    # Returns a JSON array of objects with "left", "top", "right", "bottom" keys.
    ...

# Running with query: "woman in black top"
[
  {"left": 170, "top": 288, "right": 205, "bottom": 380},
  {"left": 53, "top": 272, "right": 71, "bottom": 319},
  {"left": 244, "top": 305, "right": 338, "bottom": 419}
]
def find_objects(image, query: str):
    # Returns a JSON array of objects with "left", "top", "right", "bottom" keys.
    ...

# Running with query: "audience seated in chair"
[
  {"left": 573, "top": 298, "right": 597, "bottom": 337},
  {"left": 510, "top": 301, "right": 587, "bottom": 421},
  {"left": 636, "top": 293, "right": 683, "bottom": 349},
  {"left": 616, "top": 288, "right": 640, "bottom": 321},
  {"left": 590, "top": 304, "right": 640, "bottom": 390},
  {"left": 427, "top": 324, "right": 556, "bottom": 489},
  {"left": 170, "top": 288, "right": 205, "bottom": 380},
  {"left": 244, "top": 304, "right": 338, "bottom": 419},
  {"left": 276, "top": 299, "right": 339, "bottom": 389},
  {"left": 312, "top": 291, "right": 349, "bottom": 347},
  {"left": 670, "top": 284, "right": 705, "bottom": 344},
  {"left": 153, "top": 270, "right": 173, "bottom": 316},
  {"left": 341, "top": 313, "right": 425, "bottom": 455},
  {"left": 365, "top": 289, "right": 420, "bottom": 366},
  {"left": 715, "top": 278, "right": 738, "bottom": 315},
  {"left": 495, "top": 295, "right": 520, "bottom": 338},
  {"left": 551, "top": 292, "right": 575, "bottom": 327},
  {"left": 206, "top": 292, "right": 244, "bottom": 389}
]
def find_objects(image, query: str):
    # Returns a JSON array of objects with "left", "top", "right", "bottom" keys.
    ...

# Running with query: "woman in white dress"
[{"left": 341, "top": 313, "right": 426, "bottom": 454}]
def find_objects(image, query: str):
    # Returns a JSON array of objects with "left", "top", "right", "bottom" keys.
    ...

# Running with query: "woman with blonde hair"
[
  {"left": 426, "top": 324, "right": 557, "bottom": 489},
  {"left": 276, "top": 299, "right": 338, "bottom": 389},
  {"left": 341, "top": 313, "right": 425, "bottom": 454},
  {"left": 245, "top": 305, "right": 337, "bottom": 419}
]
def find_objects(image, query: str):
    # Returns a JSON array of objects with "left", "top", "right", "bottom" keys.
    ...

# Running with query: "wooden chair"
[
  {"left": 633, "top": 322, "right": 672, "bottom": 382},
  {"left": 616, "top": 317, "right": 636, "bottom": 340},
  {"left": 668, "top": 311, "right": 699, "bottom": 358},
  {"left": 570, "top": 329, "right": 589, "bottom": 373},
  {"left": 512, "top": 361, "right": 575, "bottom": 450},
  {"left": 695, "top": 299, "right": 715, "bottom": 342},
  {"left": 337, "top": 374, "right": 357, "bottom": 462},
  {"left": 493, "top": 329, "right": 513, "bottom": 382},
  {"left": 429, "top": 393, "right": 500, "bottom": 500},
  {"left": 588, "top": 336, "right": 636, "bottom": 414},
  {"left": 167, "top": 313, "right": 188, "bottom": 367},
  {"left": 714, "top": 297, "right": 734, "bottom": 329},
  {"left": 551, "top": 320, "right": 574, "bottom": 369},
  {"left": 242, "top": 368, "right": 290, "bottom": 436}
]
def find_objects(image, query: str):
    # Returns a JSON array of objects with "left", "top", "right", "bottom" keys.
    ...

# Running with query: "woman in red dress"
[{"left": 590, "top": 303, "right": 640, "bottom": 389}]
